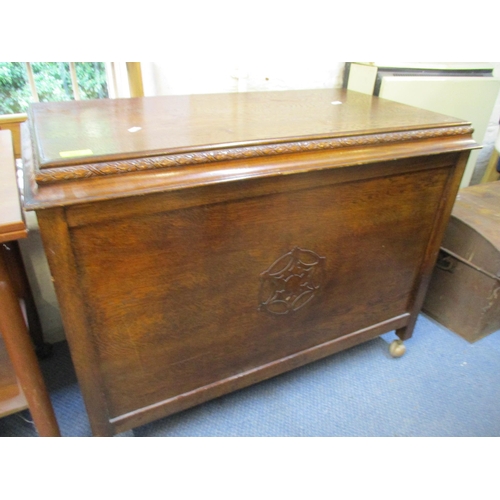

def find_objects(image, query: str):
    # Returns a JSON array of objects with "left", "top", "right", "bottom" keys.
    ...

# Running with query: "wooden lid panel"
[
  {"left": 22, "top": 89, "right": 478, "bottom": 210},
  {"left": 30, "top": 89, "right": 466, "bottom": 168}
]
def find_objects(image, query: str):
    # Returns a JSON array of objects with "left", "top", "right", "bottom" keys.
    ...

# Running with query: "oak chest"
[{"left": 22, "top": 89, "right": 477, "bottom": 435}]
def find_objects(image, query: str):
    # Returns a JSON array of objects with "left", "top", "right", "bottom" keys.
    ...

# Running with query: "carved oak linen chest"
[{"left": 22, "top": 89, "right": 477, "bottom": 436}]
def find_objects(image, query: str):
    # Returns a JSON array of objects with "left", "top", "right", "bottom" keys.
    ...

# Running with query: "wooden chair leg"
[{"left": 0, "top": 249, "right": 60, "bottom": 437}]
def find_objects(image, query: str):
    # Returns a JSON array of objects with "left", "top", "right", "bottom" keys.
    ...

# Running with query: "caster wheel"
[{"left": 389, "top": 339, "right": 406, "bottom": 358}]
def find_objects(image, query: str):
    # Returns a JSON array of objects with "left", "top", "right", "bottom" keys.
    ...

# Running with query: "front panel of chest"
[{"left": 63, "top": 158, "right": 452, "bottom": 419}]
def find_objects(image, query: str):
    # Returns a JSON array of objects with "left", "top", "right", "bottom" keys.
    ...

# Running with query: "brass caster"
[{"left": 389, "top": 339, "right": 406, "bottom": 358}]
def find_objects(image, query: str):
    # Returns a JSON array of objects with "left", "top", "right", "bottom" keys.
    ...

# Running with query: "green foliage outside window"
[
  {"left": 0, "top": 62, "right": 109, "bottom": 115},
  {"left": 0, "top": 62, "right": 30, "bottom": 113}
]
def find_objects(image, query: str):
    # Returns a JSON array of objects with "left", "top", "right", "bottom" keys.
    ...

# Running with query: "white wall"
[{"left": 141, "top": 61, "right": 346, "bottom": 96}]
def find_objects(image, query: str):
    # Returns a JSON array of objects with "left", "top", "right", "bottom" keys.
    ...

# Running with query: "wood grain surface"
[
  {"left": 29, "top": 88, "right": 466, "bottom": 168},
  {"left": 423, "top": 180, "right": 500, "bottom": 342}
]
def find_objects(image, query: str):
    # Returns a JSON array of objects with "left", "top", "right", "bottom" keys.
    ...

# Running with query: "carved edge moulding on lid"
[{"left": 32, "top": 125, "right": 474, "bottom": 185}]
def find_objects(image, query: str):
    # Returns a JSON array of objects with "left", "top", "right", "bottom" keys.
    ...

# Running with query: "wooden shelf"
[{"left": 0, "top": 333, "right": 28, "bottom": 418}]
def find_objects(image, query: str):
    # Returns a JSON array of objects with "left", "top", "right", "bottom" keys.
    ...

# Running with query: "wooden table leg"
[
  {"left": 0, "top": 249, "right": 60, "bottom": 437},
  {"left": 1, "top": 241, "right": 50, "bottom": 358}
]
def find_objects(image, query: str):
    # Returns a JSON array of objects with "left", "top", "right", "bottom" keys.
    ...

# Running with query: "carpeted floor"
[{"left": 1, "top": 313, "right": 499, "bottom": 437}]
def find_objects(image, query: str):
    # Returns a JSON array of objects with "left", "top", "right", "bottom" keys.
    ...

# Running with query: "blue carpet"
[{"left": 1, "top": 314, "right": 499, "bottom": 437}]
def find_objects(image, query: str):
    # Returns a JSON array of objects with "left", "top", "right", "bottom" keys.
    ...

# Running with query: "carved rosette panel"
[{"left": 259, "top": 247, "right": 326, "bottom": 315}]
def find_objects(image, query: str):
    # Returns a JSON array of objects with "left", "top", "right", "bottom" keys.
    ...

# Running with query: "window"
[{"left": 0, "top": 62, "right": 109, "bottom": 115}]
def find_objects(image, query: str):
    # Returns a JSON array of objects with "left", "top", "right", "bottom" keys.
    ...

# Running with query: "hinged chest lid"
[
  {"left": 22, "top": 88, "right": 478, "bottom": 210},
  {"left": 441, "top": 181, "right": 500, "bottom": 279}
]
